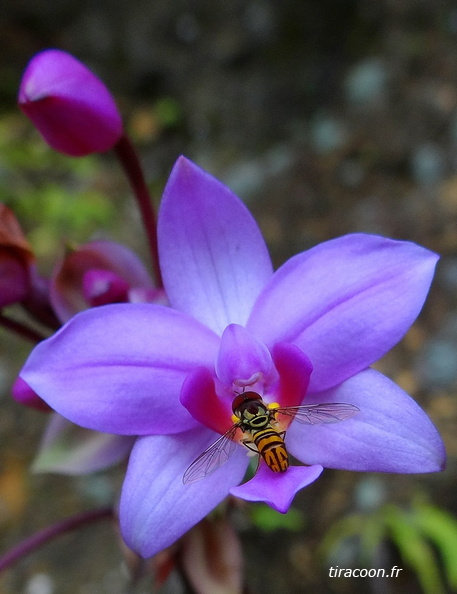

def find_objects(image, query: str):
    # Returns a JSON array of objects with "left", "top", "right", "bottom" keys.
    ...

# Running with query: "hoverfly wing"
[
  {"left": 183, "top": 425, "right": 240, "bottom": 484},
  {"left": 276, "top": 402, "right": 359, "bottom": 425}
]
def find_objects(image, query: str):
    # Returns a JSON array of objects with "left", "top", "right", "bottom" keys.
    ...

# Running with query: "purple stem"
[
  {"left": 0, "top": 506, "right": 114, "bottom": 572},
  {"left": 0, "top": 313, "right": 47, "bottom": 343},
  {"left": 113, "top": 135, "right": 163, "bottom": 288}
]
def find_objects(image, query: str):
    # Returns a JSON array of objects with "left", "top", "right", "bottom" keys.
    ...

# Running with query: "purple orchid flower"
[
  {"left": 18, "top": 49, "right": 123, "bottom": 157},
  {"left": 20, "top": 157, "right": 445, "bottom": 558}
]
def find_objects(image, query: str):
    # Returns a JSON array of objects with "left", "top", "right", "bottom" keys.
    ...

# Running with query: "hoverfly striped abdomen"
[{"left": 252, "top": 427, "right": 289, "bottom": 472}]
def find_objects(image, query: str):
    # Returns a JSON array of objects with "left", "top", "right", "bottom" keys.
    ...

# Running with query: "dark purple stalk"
[
  {"left": 0, "top": 506, "right": 114, "bottom": 572},
  {"left": 0, "top": 313, "right": 47, "bottom": 343},
  {"left": 113, "top": 135, "right": 163, "bottom": 288}
]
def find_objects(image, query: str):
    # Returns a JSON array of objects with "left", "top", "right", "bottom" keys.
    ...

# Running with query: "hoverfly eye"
[
  {"left": 232, "top": 391, "right": 263, "bottom": 415},
  {"left": 232, "top": 394, "right": 245, "bottom": 413}
]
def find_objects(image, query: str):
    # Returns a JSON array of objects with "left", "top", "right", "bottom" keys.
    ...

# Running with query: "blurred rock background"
[{"left": 0, "top": 1, "right": 457, "bottom": 592}]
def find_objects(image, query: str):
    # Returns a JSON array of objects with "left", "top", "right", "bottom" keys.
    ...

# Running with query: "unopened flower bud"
[
  {"left": 0, "top": 204, "right": 34, "bottom": 307},
  {"left": 18, "top": 49, "right": 123, "bottom": 156},
  {"left": 50, "top": 239, "right": 160, "bottom": 322}
]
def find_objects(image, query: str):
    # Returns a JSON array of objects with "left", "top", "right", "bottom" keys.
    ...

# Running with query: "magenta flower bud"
[
  {"left": 18, "top": 49, "right": 123, "bottom": 156},
  {"left": 82, "top": 269, "right": 130, "bottom": 307},
  {"left": 50, "top": 239, "right": 160, "bottom": 322},
  {"left": 0, "top": 204, "right": 34, "bottom": 307},
  {"left": 0, "top": 254, "right": 29, "bottom": 307},
  {"left": 12, "top": 377, "right": 52, "bottom": 412}
]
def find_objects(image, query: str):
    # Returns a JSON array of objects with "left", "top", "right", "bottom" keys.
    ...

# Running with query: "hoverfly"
[{"left": 183, "top": 391, "right": 359, "bottom": 484}]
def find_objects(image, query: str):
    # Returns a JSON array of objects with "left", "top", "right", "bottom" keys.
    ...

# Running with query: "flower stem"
[
  {"left": 113, "top": 135, "right": 163, "bottom": 288},
  {"left": 0, "top": 312, "right": 47, "bottom": 343},
  {"left": 0, "top": 506, "right": 114, "bottom": 572}
]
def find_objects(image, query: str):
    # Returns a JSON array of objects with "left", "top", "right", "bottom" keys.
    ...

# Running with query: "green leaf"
[
  {"left": 358, "top": 512, "right": 386, "bottom": 564},
  {"left": 383, "top": 504, "right": 446, "bottom": 594},
  {"left": 319, "top": 513, "right": 364, "bottom": 559},
  {"left": 412, "top": 501, "right": 457, "bottom": 590},
  {"left": 250, "top": 504, "right": 305, "bottom": 532}
]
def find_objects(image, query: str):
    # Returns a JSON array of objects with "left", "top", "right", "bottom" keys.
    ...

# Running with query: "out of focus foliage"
[
  {"left": 320, "top": 496, "right": 457, "bottom": 594},
  {"left": 0, "top": 113, "right": 117, "bottom": 264}
]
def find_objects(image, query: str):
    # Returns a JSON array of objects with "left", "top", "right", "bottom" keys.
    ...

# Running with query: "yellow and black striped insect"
[{"left": 183, "top": 391, "right": 359, "bottom": 484}]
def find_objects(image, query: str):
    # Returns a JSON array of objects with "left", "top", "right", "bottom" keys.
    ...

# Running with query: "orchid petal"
[
  {"left": 230, "top": 462, "right": 323, "bottom": 513},
  {"left": 158, "top": 157, "right": 273, "bottom": 335},
  {"left": 82, "top": 269, "right": 130, "bottom": 306},
  {"left": 286, "top": 368, "right": 446, "bottom": 473},
  {"left": 215, "top": 324, "right": 275, "bottom": 388},
  {"left": 248, "top": 234, "right": 438, "bottom": 393},
  {"left": 180, "top": 367, "right": 233, "bottom": 434},
  {"left": 272, "top": 342, "right": 313, "bottom": 408},
  {"left": 120, "top": 429, "right": 249, "bottom": 558},
  {"left": 20, "top": 304, "right": 219, "bottom": 435},
  {"left": 32, "top": 414, "right": 134, "bottom": 475}
]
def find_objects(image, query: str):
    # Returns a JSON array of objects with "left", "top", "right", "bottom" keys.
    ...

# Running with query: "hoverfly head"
[
  {"left": 232, "top": 391, "right": 269, "bottom": 427},
  {"left": 232, "top": 391, "right": 262, "bottom": 415}
]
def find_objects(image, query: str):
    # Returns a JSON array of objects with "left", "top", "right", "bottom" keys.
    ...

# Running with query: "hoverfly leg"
[
  {"left": 240, "top": 438, "right": 259, "bottom": 455},
  {"left": 269, "top": 413, "right": 279, "bottom": 427}
]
